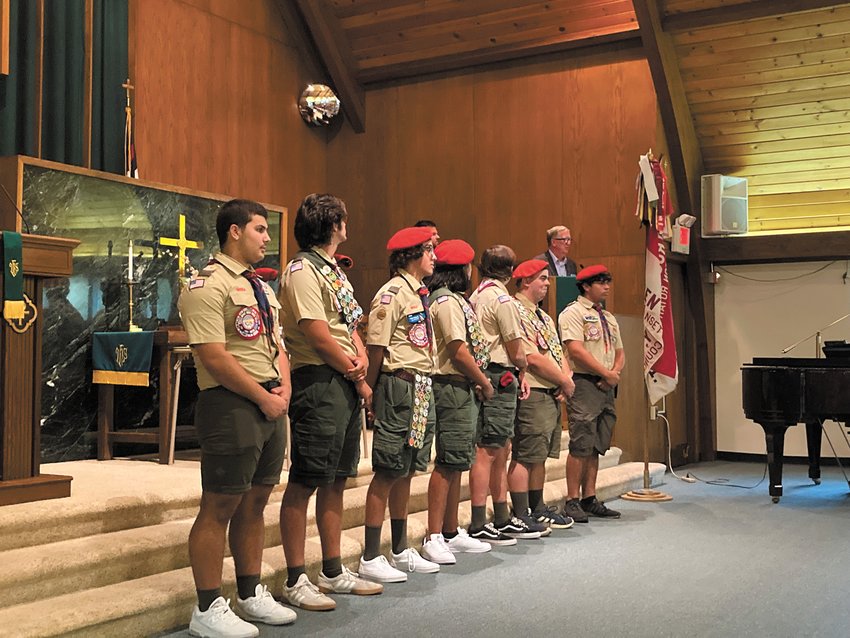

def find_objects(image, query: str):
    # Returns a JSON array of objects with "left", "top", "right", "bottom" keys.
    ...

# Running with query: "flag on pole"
[
  {"left": 636, "top": 153, "right": 678, "bottom": 405},
  {"left": 123, "top": 78, "right": 139, "bottom": 179}
]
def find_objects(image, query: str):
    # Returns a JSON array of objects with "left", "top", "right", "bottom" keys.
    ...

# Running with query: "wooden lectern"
[{"left": 0, "top": 232, "right": 79, "bottom": 505}]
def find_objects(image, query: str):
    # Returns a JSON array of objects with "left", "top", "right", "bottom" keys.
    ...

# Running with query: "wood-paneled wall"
[
  {"left": 328, "top": 44, "right": 664, "bottom": 461},
  {"left": 130, "top": 0, "right": 327, "bottom": 247}
]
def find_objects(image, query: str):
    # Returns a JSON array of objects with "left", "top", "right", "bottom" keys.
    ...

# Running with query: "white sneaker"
[
  {"left": 446, "top": 528, "right": 492, "bottom": 554},
  {"left": 421, "top": 533, "right": 457, "bottom": 564},
  {"left": 358, "top": 554, "right": 408, "bottom": 583},
  {"left": 318, "top": 565, "right": 384, "bottom": 595},
  {"left": 234, "top": 584, "right": 296, "bottom": 626},
  {"left": 281, "top": 573, "right": 336, "bottom": 611},
  {"left": 189, "top": 597, "right": 259, "bottom": 638},
  {"left": 391, "top": 547, "right": 441, "bottom": 573}
]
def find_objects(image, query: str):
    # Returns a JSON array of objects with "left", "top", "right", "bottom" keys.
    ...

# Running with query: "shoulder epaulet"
[{"left": 198, "top": 265, "right": 217, "bottom": 277}]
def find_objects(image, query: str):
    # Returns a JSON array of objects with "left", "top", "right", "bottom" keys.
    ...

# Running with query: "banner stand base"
[{"left": 622, "top": 488, "right": 672, "bottom": 502}]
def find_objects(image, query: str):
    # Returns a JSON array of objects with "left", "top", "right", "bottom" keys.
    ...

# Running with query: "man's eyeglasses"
[
  {"left": 423, "top": 244, "right": 436, "bottom": 254},
  {"left": 552, "top": 237, "right": 572, "bottom": 243}
]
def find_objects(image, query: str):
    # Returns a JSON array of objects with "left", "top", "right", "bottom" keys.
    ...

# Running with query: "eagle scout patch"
[
  {"left": 189, "top": 279, "right": 205, "bottom": 290},
  {"left": 290, "top": 260, "right": 303, "bottom": 273},
  {"left": 408, "top": 322, "right": 429, "bottom": 348},
  {"left": 235, "top": 307, "right": 262, "bottom": 339}
]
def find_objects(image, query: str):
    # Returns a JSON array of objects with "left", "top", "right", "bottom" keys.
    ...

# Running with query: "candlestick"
[{"left": 128, "top": 239, "right": 134, "bottom": 281}]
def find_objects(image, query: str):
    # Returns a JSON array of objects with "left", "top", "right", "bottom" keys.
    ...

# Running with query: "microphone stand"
[{"left": 781, "top": 313, "right": 850, "bottom": 357}]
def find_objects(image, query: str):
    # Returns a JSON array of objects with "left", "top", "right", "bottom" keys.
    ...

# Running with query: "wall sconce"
[{"left": 299, "top": 84, "right": 340, "bottom": 126}]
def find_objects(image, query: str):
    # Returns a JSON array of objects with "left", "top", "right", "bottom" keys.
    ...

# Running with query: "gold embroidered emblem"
[
  {"left": 8, "top": 259, "right": 19, "bottom": 278},
  {"left": 114, "top": 344, "right": 129, "bottom": 368}
]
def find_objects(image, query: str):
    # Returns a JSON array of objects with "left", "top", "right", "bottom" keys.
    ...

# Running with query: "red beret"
[
  {"left": 255, "top": 267, "right": 279, "bottom": 282},
  {"left": 512, "top": 259, "right": 548, "bottom": 279},
  {"left": 576, "top": 264, "right": 610, "bottom": 281},
  {"left": 386, "top": 226, "right": 434, "bottom": 251},
  {"left": 334, "top": 253, "right": 354, "bottom": 269},
  {"left": 435, "top": 239, "right": 474, "bottom": 266}
]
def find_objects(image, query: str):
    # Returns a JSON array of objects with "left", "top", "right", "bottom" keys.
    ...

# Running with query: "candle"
[{"left": 128, "top": 240, "right": 134, "bottom": 281}]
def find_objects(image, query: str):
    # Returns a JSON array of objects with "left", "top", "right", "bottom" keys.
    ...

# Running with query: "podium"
[{"left": 0, "top": 232, "right": 79, "bottom": 505}]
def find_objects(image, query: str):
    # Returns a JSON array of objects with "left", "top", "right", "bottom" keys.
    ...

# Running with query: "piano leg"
[
  {"left": 805, "top": 419, "right": 822, "bottom": 485},
  {"left": 762, "top": 424, "right": 789, "bottom": 503}
]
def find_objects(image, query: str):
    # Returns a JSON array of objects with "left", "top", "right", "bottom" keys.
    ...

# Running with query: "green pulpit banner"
[
  {"left": 555, "top": 275, "right": 579, "bottom": 315},
  {"left": 2, "top": 231, "right": 25, "bottom": 320},
  {"left": 92, "top": 331, "right": 155, "bottom": 386}
]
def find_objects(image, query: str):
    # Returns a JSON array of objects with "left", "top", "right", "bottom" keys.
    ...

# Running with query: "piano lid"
[{"left": 744, "top": 357, "right": 850, "bottom": 368}]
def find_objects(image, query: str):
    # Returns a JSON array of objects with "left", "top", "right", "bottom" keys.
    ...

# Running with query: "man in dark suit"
[{"left": 534, "top": 225, "right": 577, "bottom": 277}]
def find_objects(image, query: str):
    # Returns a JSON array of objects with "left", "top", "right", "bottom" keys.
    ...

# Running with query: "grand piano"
[{"left": 742, "top": 357, "right": 850, "bottom": 502}]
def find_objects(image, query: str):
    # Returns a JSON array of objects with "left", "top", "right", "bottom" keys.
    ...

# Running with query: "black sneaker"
[
  {"left": 532, "top": 504, "right": 575, "bottom": 529},
  {"left": 468, "top": 523, "right": 517, "bottom": 546},
  {"left": 498, "top": 515, "right": 546, "bottom": 539},
  {"left": 564, "top": 498, "right": 589, "bottom": 523},
  {"left": 582, "top": 496, "right": 621, "bottom": 519}
]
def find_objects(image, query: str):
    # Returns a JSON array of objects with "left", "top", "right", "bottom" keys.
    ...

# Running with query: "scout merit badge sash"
[
  {"left": 91, "top": 331, "right": 155, "bottom": 386},
  {"left": 513, "top": 300, "right": 564, "bottom": 364},
  {"left": 408, "top": 373, "right": 433, "bottom": 449},
  {"left": 300, "top": 251, "right": 363, "bottom": 335}
]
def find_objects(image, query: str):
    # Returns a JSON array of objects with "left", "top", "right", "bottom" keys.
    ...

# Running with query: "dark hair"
[
  {"left": 414, "top": 219, "right": 438, "bottom": 229},
  {"left": 479, "top": 245, "right": 516, "bottom": 281},
  {"left": 389, "top": 244, "right": 427, "bottom": 277},
  {"left": 577, "top": 272, "right": 613, "bottom": 296},
  {"left": 293, "top": 193, "right": 348, "bottom": 250},
  {"left": 216, "top": 199, "right": 269, "bottom": 248},
  {"left": 427, "top": 264, "right": 470, "bottom": 294}
]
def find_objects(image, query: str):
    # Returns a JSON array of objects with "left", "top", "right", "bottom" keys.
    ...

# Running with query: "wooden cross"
[
  {"left": 122, "top": 78, "right": 134, "bottom": 107},
  {"left": 159, "top": 214, "right": 203, "bottom": 278}
]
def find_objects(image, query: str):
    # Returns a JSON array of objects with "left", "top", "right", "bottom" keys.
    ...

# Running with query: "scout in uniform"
[
  {"left": 558, "top": 264, "right": 625, "bottom": 522},
  {"left": 179, "top": 199, "right": 295, "bottom": 638},
  {"left": 279, "top": 194, "right": 382, "bottom": 612},
  {"left": 421, "top": 240, "right": 494, "bottom": 565},
  {"left": 509, "top": 259, "right": 576, "bottom": 532},
  {"left": 358, "top": 226, "right": 441, "bottom": 583},
  {"left": 466, "top": 245, "right": 533, "bottom": 544}
]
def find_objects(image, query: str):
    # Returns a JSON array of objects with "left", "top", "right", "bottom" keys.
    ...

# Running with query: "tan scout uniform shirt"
[
  {"left": 470, "top": 278, "right": 523, "bottom": 367},
  {"left": 280, "top": 248, "right": 357, "bottom": 370},
  {"left": 558, "top": 295, "right": 622, "bottom": 373},
  {"left": 178, "top": 251, "right": 281, "bottom": 391},
  {"left": 514, "top": 293, "right": 560, "bottom": 389},
  {"left": 367, "top": 269, "right": 434, "bottom": 374},
  {"left": 431, "top": 289, "right": 470, "bottom": 376}
]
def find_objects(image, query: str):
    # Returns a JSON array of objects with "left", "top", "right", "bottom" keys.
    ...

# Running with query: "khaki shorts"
[
  {"left": 288, "top": 365, "right": 362, "bottom": 487},
  {"left": 195, "top": 385, "right": 286, "bottom": 494},
  {"left": 433, "top": 380, "right": 478, "bottom": 471},
  {"left": 477, "top": 365, "right": 518, "bottom": 448},
  {"left": 567, "top": 375, "right": 616, "bottom": 457},
  {"left": 512, "top": 388, "right": 561, "bottom": 464},
  {"left": 372, "top": 373, "right": 435, "bottom": 477}
]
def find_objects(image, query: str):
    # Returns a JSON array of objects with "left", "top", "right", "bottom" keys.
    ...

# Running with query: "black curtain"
[{"left": 0, "top": 0, "right": 39, "bottom": 157}]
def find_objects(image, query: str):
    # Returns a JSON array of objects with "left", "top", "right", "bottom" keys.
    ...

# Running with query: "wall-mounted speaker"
[{"left": 701, "top": 174, "right": 747, "bottom": 236}]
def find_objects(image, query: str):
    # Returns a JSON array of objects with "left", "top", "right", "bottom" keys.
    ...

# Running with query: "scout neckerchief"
[
  {"left": 592, "top": 302, "right": 614, "bottom": 353},
  {"left": 300, "top": 250, "right": 363, "bottom": 335},
  {"left": 513, "top": 298, "right": 564, "bottom": 364},
  {"left": 401, "top": 273, "right": 433, "bottom": 450},
  {"left": 434, "top": 286, "right": 491, "bottom": 369}
]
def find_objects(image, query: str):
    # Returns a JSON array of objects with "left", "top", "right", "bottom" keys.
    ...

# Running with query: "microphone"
[{"left": 0, "top": 183, "right": 32, "bottom": 234}]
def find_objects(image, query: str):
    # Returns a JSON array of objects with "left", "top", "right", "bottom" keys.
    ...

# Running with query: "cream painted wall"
[{"left": 715, "top": 260, "right": 850, "bottom": 457}]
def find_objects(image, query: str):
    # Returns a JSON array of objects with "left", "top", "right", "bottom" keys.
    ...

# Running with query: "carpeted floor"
[{"left": 159, "top": 460, "right": 850, "bottom": 638}]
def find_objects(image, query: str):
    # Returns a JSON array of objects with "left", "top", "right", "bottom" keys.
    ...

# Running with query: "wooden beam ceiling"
[{"left": 663, "top": 0, "right": 847, "bottom": 32}]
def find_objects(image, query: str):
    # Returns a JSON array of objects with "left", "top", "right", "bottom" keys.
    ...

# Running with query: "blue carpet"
[{"left": 161, "top": 461, "right": 850, "bottom": 637}]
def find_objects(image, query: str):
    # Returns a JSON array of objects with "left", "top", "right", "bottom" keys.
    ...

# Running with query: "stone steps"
[{"left": 0, "top": 451, "right": 665, "bottom": 637}]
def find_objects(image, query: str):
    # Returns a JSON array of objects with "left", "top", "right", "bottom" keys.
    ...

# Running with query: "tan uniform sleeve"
[
  {"left": 559, "top": 305, "right": 585, "bottom": 342},
  {"left": 284, "top": 260, "right": 327, "bottom": 323},
  {"left": 178, "top": 281, "right": 226, "bottom": 345},
  {"left": 495, "top": 295, "right": 524, "bottom": 342},
  {"left": 433, "top": 296, "right": 467, "bottom": 344},
  {"left": 367, "top": 289, "right": 401, "bottom": 347}
]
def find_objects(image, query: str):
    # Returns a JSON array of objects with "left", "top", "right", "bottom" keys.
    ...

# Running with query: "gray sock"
[
  {"left": 391, "top": 518, "right": 407, "bottom": 554},
  {"left": 364, "top": 525, "right": 383, "bottom": 561},
  {"left": 197, "top": 588, "right": 221, "bottom": 612},
  {"left": 510, "top": 491, "right": 529, "bottom": 515},
  {"left": 236, "top": 574, "right": 260, "bottom": 600},
  {"left": 471, "top": 505, "right": 487, "bottom": 530},
  {"left": 493, "top": 501, "right": 511, "bottom": 527}
]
